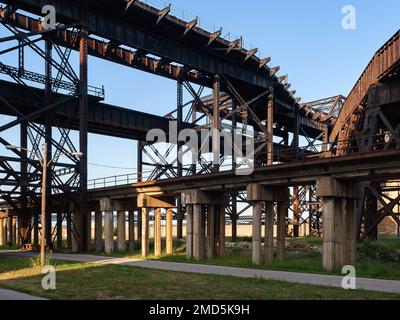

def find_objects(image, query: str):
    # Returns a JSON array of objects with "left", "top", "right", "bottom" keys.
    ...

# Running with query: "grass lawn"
[
  {"left": 0, "top": 257, "right": 399, "bottom": 300},
  {"left": 99, "top": 237, "right": 400, "bottom": 281}
]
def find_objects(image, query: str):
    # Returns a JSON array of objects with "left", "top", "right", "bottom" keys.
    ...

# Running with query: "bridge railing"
[{"left": 88, "top": 133, "right": 395, "bottom": 189}]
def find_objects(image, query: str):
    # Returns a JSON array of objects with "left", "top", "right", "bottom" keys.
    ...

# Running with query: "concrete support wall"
[{"left": 117, "top": 211, "right": 126, "bottom": 251}]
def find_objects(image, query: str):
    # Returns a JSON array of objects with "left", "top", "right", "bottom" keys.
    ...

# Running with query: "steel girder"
[{"left": 0, "top": 4, "right": 89, "bottom": 250}]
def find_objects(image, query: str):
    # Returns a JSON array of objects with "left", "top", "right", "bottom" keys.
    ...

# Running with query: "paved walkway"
[
  {"left": 2, "top": 251, "right": 400, "bottom": 294},
  {"left": 0, "top": 288, "right": 46, "bottom": 300}
]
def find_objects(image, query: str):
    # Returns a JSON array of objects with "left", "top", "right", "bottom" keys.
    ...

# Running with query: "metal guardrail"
[{"left": 88, "top": 133, "right": 394, "bottom": 190}]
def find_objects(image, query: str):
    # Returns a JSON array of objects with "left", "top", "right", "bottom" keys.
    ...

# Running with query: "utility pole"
[{"left": 40, "top": 143, "right": 48, "bottom": 267}]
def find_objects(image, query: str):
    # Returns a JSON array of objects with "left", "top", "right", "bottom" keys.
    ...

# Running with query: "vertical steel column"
[
  {"left": 176, "top": 81, "right": 184, "bottom": 240},
  {"left": 137, "top": 142, "right": 143, "bottom": 183},
  {"left": 293, "top": 106, "right": 300, "bottom": 158},
  {"left": 212, "top": 75, "right": 220, "bottom": 172},
  {"left": 44, "top": 40, "right": 53, "bottom": 247},
  {"left": 231, "top": 98, "right": 238, "bottom": 241},
  {"left": 267, "top": 87, "right": 274, "bottom": 166},
  {"left": 79, "top": 12, "right": 89, "bottom": 252},
  {"left": 19, "top": 120, "right": 30, "bottom": 244}
]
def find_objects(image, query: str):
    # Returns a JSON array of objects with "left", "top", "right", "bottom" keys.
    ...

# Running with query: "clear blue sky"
[{"left": 1, "top": 0, "right": 399, "bottom": 180}]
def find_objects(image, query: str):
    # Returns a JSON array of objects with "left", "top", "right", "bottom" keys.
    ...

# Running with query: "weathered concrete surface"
[{"left": 2, "top": 251, "right": 400, "bottom": 294}]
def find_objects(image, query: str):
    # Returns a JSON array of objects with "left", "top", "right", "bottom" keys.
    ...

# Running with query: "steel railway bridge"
[{"left": 0, "top": 0, "right": 399, "bottom": 271}]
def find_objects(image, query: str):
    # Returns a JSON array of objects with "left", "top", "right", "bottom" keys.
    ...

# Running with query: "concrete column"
[
  {"left": 0, "top": 218, "right": 4, "bottom": 246},
  {"left": 104, "top": 210, "right": 114, "bottom": 254},
  {"left": 141, "top": 208, "right": 149, "bottom": 257},
  {"left": 117, "top": 211, "right": 126, "bottom": 251},
  {"left": 264, "top": 202, "right": 274, "bottom": 264},
  {"left": 317, "top": 177, "right": 359, "bottom": 271},
  {"left": 218, "top": 205, "right": 225, "bottom": 257},
  {"left": 154, "top": 208, "right": 162, "bottom": 256},
  {"left": 335, "top": 199, "right": 346, "bottom": 268},
  {"left": 72, "top": 212, "right": 80, "bottom": 253},
  {"left": 276, "top": 202, "right": 286, "bottom": 262},
  {"left": 128, "top": 211, "right": 135, "bottom": 252},
  {"left": 95, "top": 211, "right": 103, "bottom": 252},
  {"left": 193, "top": 204, "right": 205, "bottom": 260},
  {"left": 345, "top": 199, "right": 357, "bottom": 266},
  {"left": 166, "top": 208, "right": 173, "bottom": 255},
  {"left": 186, "top": 205, "right": 194, "bottom": 259},
  {"left": 207, "top": 205, "right": 216, "bottom": 259},
  {"left": 322, "top": 197, "right": 344, "bottom": 271},
  {"left": 252, "top": 202, "right": 263, "bottom": 265}
]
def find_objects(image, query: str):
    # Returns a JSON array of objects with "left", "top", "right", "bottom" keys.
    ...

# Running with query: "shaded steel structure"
[{"left": 0, "top": 0, "right": 399, "bottom": 254}]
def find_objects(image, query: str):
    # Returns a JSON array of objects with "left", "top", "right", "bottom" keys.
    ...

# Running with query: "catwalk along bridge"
[{"left": 0, "top": 0, "right": 399, "bottom": 271}]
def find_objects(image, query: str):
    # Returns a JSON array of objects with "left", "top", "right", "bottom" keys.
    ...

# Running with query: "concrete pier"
[
  {"left": 101, "top": 198, "right": 114, "bottom": 254},
  {"left": 182, "top": 190, "right": 227, "bottom": 261},
  {"left": 154, "top": 208, "right": 162, "bottom": 256},
  {"left": 252, "top": 201, "right": 262, "bottom": 265},
  {"left": 141, "top": 208, "right": 149, "bottom": 257},
  {"left": 247, "top": 184, "right": 290, "bottom": 265},
  {"left": 137, "top": 194, "right": 176, "bottom": 257},
  {"left": 186, "top": 205, "right": 193, "bottom": 259},
  {"left": 317, "top": 177, "right": 359, "bottom": 271},
  {"left": 117, "top": 211, "right": 126, "bottom": 251},
  {"left": 166, "top": 208, "right": 173, "bottom": 255}
]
